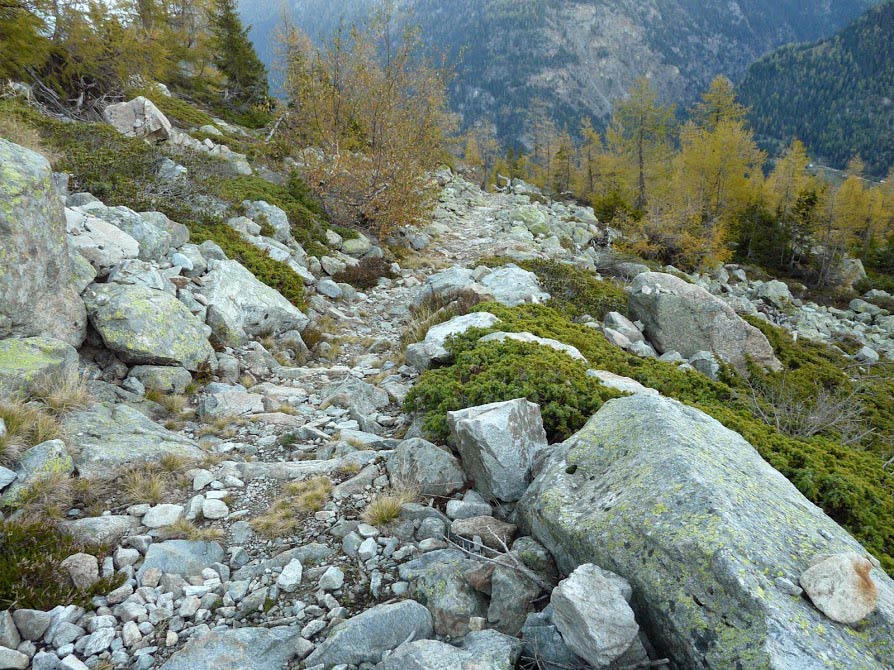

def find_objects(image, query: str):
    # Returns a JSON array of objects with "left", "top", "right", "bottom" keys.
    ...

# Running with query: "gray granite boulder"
[
  {"left": 84, "top": 283, "right": 214, "bottom": 371},
  {"left": 305, "top": 601, "right": 433, "bottom": 667},
  {"left": 0, "top": 139, "right": 86, "bottom": 347},
  {"left": 518, "top": 394, "right": 894, "bottom": 669},
  {"left": 0, "top": 337, "right": 78, "bottom": 400},
  {"left": 139, "top": 540, "right": 225, "bottom": 580},
  {"left": 202, "top": 260, "right": 309, "bottom": 346},
  {"left": 406, "top": 312, "right": 501, "bottom": 370},
  {"left": 628, "top": 272, "right": 781, "bottom": 372},
  {"left": 386, "top": 438, "right": 465, "bottom": 496},
  {"left": 448, "top": 399, "right": 548, "bottom": 502}
]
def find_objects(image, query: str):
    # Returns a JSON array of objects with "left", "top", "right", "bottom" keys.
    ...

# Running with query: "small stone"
[
  {"left": 83, "top": 627, "right": 116, "bottom": 655},
  {"left": 0, "top": 646, "right": 28, "bottom": 670},
  {"left": 60, "top": 553, "right": 99, "bottom": 590},
  {"left": 319, "top": 566, "right": 345, "bottom": 591},
  {"left": 202, "top": 498, "right": 229, "bottom": 520},
  {"left": 277, "top": 559, "right": 304, "bottom": 593},
  {"left": 11, "top": 610, "right": 52, "bottom": 641},
  {"left": 800, "top": 553, "right": 878, "bottom": 624},
  {"left": 0, "top": 611, "right": 20, "bottom": 650},
  {"left": 357, "top": 538, "right": 378, "bottom": 561}
]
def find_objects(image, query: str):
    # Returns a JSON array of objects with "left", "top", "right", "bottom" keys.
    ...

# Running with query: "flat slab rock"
[{"left": 161, "top": 626, "right": 299, "bottom": 670}]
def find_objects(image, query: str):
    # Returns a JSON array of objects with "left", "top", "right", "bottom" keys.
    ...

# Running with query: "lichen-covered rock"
[
  {"left": 406, "top": 312, "right": 501, "bottom": 370},
  {"left": 202, "top": 260, "right": 309, "bottom": 346},
  {"left": 386, "top": 438, "right": 465, "bottom": 496},
  {"left": 375, "top": 630, "right": 521, "bottom": 670},
  {"left": 84, "top": 283, "right": 214, "bottom": 371},
  {"left": 242, "top": 200, "right": 292, "bottom": 244},
  {"left": 0, "top": 139, "right": 86, "bottom": 347},
  {"left": 479, "top": 265, "right": 550, "bottom": 307},
  {"left": 64, "top": 403, "right": 204, "bottom": 479},
  {"left": 628, "top": 272, "right": 781, "bottom": 372},
  {"left": 0, "top": 337, "right": 79, "bottom": 400},
  {"left": 518, "top": 394, "right": 894, "bottom": 669},
  {"left": 127, "top": 365, "right": 192, "bottom": 394},
  {"left": 103, "top": 96, "right": 173, "bottom": 141}
]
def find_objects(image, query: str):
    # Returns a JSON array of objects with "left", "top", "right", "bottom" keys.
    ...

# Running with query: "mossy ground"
[{"left": 407, "top": 272, "right": 894, "bottom": 572}]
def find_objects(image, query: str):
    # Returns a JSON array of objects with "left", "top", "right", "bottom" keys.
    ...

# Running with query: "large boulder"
[
  {"left": 63, "top": 403, "right": 204, "bottom": 479},
  {"left": 448, "top": 399, "right": 549, "bottom": 502},
  {"left": 103, "top": 96, "right": 173, "bottom": 141},
  {"left": 84, "top": 283, "right": 214, "bottom": 371},
  {"left": 386, "top": 438, "right": 465, "bottom": 496},
  {"left": 0, "top": 337, "right": 79, "bottom": 400},
  {"left": 201, "top": 260, "right": 309, "bottom": 346},
  {"left": 0, "top": 139, "right": 86, "bottom": 347},
  {"left": 479, "top": 265, "right": 550, "bottom": 307},
  {"left": 518, "top": 394, "right": 894, "bottom": 669},
  {"left": 628, "top": 272, "right": 781, "bottom": 372},
  {"left": 161, "top": 627, "right": 298, "bottom": 670},
  {"left": 375, "top": 630, "right": 521, "bottom": 670},
  {"left": 304, "top": 601, "right": 433, "bottom": 667}
]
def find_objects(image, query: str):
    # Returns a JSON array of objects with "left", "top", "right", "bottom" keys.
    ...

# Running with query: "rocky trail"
[{"left": 2, "top": 98, "right": 894, "bottom": 670}]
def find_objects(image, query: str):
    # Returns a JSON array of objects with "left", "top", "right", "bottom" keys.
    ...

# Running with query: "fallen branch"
[{"left": 445, "top": 534, "right": 553, "bottom": 593}]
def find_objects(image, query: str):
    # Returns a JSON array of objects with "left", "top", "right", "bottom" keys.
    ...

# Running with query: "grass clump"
[
  {"left": 250, "top": 476, "right": 332, "bottom": 537},
  {"left": 119, "top": 456, "right": 191, "bottom": 505},
  {"left": 166, "top": 519, "right": 225, "bottom": 542},
  {"left": 0, "top": 401, "right": 63, "bottom": 466},
  {"left": 361, "top": 484, "right": 419, "bottom": 525},
  {"left": 30, "top": 372, "right": 92, "bottom": 415},
  {"left": 0, "top": 521, "right": 123, "bottom": 610},
  {"left": 145, "top": 389, "right": 189, "bottom": 416},
  {"left": 401, "top": 290, "right": 483, "bottom": 350}
]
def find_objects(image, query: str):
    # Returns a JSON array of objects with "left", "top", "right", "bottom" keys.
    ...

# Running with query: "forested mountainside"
[
  {"left": 739, "top": 1, "right": 894, "bottom": 178},
  {"left": 240, "top": 0, "right": 879, "bottom": 138}
]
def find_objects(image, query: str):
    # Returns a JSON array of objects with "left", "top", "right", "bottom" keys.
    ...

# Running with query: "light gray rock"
[
  {"left": 202, "top": 498, "right": 229, "bottom": 519},
  {"left": 94, "top": 207, "right": 172, "bottom": 261},
  {"left": 127, "top": 366, "right": 192, "bottom": 394},
  {"left": 160, "top": 627, "right": 299, "bottom": 670},
  {"left": 107, "top": 258, "right": 167, "bottom": 291},
  {"left": 59, "top": 552, "right": 99, "bottom": 590},
  {"left": 58, "top": 515, "right": 139, "bottom": 545},
  {"left": 242, "top": 200, "right": 293, "bottom": 244},
  {"left": 603, "top": 312, "right": 644, "bottom": 344},
  {"left": 518, "top": 394, "right": 894, "bottom": 670},
  {"left": 323, "top": 376, "right": 389, "bottom": 416},
  {"left": 448, "top": 399, "right": 548, "bottom": 502},
  {"left": 276, "top": 559, "right": 303, "bottom": 593},
  {"left": 586, "top": 370, "right": 658, "bottom": 396},
  {"left": 64, "top": 404, "right": 203, "bottom": 479},
  {"left": 688, "top": 351, "right": 720, "bottom": 380},
  {"left": 0, "top": 647, "right": 29, "bottom": 670},
  {"left": 800, "top": 553, "right": 879, "bottom": 624},
  {"left": 143, "top": 504, "right": 185, "bottom": 528},
  {"left": 756, "top": 280, "right": 793, "bottom": 307},
  {"left": 628, "top": 272, "right": 781, "bottom": 372},
  {"left": 316, "top": 278, "right": 342, "bottom": 299},
  {"left": 11, "top": 610, "right": 52, "bottom": 642},
  {"left": 65, "top": 208, "right": 140, "bottom": 277},
  {"left": 386, "top": 438, "right": 465, "bottom": 496},
  {"left": 305, "top": 601, "right": 433, "bottom": 667},
  {"left": 203, "top": 260, "right": 309, "bottom": 346},
  {"left": 104, "top": 96, "right": 172, "bottom": 140},
  {"left": 479, "top": 265, "right": 550, "bottom": 307},
  {"left": 0, "top": 611, "right": 20, "bottom": 650},
  {"left": 0, "top": 468, "right": 11, "bottom": 492},
  {"left": 84, "top": 283, "right": 215, "bottom": 371},
  {"left": 0, "top": 139, "right": 86, "bottom": 347},
  {"left": 0, "top": 337, "right": 78, "bottom": 400},
  {"left": 375, "top": 630, "right": 521, "bottom": 670},
  {"left": 479, "top": 331, "right": 587, "bottom": 363},
  {"left": 138, "top": 541, "right": 225, "bottom": 580},
  {"left": 408, "top": 312, "right": 501, "bottom": 370},
  {"left": 550, "top": 564, "right": 639, "bottom": 667},
  {"left": 197, "top": 390, "right": 265, "bottom": 418},
  {"left": 341, "top": 234, "right": 372, "bottom": 256},
  {"left": 487, "top": 565, "right": 540, "bottom": 636},
  {"left": 318, "top": 566, "right": 345, "bottom": 591}
]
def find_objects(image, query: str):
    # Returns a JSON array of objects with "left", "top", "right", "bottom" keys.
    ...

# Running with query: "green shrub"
[
  {"left": 406, "top": 300, "right": 894, "bottom": 572},
  {"left": 481, "top": 257, "right": 628, "bottom": 319},
  {"left": 405, "top": 337, "right": 622, "bottom": 442},
  {"left": 0, "top": 522, "right": 123, "bottom": 610}
]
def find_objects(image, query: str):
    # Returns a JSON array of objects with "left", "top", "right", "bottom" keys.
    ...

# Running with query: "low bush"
[
  {"left": 406, "top": 297, "right": 894, "bottom": 572},
  {"left": 0, "top": 522, "right": 122, "bottom": 610},
  {"left": 332, "top": 257, "right": 396, "bottom": 290}
]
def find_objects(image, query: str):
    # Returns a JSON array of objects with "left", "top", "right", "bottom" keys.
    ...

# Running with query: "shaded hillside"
[{"left": 739, "top": 1, "right": 894, "bottom": 177}]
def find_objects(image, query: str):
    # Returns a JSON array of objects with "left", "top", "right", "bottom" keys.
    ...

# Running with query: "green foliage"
[
  {"left": 405, "top": 337, "right": 621, "bottom": 443},
  {"left": 217, "top": 175, "right": 330, "bottom": 255},
  {"left": 208, "top": 0, "right": 269, "bottom": 109},
  {"left": 739, "top": 2, "right": 894, "bottom": 178},
  {"left": 406, "top": 296, "right": 894, "bottom": 571},
  {"left": 515, "top": 258, "right": 629, "bottom": 319},
  {"left": 0, "top": 522, "right": 123, "bottom": 610}
]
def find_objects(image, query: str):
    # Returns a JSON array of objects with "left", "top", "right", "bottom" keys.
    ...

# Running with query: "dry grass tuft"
[
  {"left": 0, "top": 400, "right": 63, "bottom": 466},
  {"left": 0, "top": 113, "right": 59, "bottom": 162},
  {"left": 30, "top": 372, "right": 92, "bottom": 415},
  {"left": 250, "top": 476, "right": 333, "bottom": 537},
  {"left": 167, "top": 518, "right": 225, "bottom": 542},
  {"left": 361, "top": 482, "right": 420, "bottom": 526},
  {"left": 145, "top": 390, "right": 189, "bottom": 416},
  {"left": 400, "top": 290, "right": 482, "bottom": 350},
  {"left": 11, "top": 468, "right": 74, "bottom": 522},
  {"left": 118, "top": 457, "right": 192, "bottom": 505}
]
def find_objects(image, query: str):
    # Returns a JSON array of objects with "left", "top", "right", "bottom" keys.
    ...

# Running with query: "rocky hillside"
[
  {"left": 739, "top": 0, "right": 894, "bottom": 177},
  {"left": 244, "top": 0, "right": 879, "bottom": 136},
  {"left": 2, "top": 88, "right": 894, "bottom": 670}
]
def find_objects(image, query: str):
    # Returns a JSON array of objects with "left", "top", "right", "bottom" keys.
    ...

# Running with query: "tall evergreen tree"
[{"left": 208, "top": 0, "right": 267, "bottom": 107}]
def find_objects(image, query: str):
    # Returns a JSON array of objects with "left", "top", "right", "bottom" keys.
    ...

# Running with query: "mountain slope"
[
  {"left": 739, "top": 1, "right": 894, "bottom": 177},
  {"left": 240, "top": 0, "right": 878, "bottom": 137}
]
